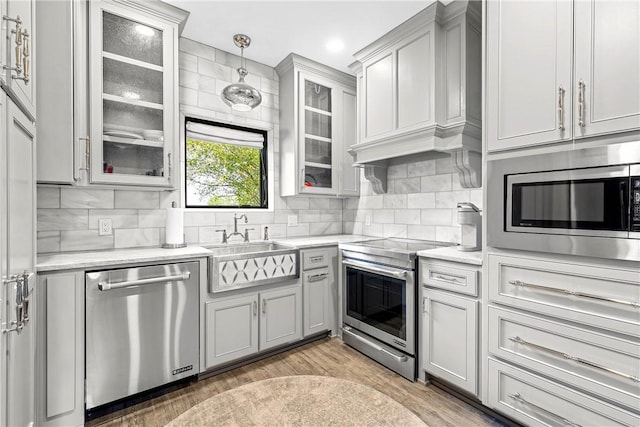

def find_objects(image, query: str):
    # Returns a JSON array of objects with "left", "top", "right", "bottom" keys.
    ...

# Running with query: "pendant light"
[{"left": 221, "top": 34, "right": 262, "bottom": 111}]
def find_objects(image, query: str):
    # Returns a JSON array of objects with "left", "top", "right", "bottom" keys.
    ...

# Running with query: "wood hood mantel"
[{"left": 349, "top": 0, "right": 482, "bottom": 193}]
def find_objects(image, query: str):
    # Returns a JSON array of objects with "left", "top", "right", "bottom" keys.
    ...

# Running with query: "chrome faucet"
[{"left": 228, "top": 214, "right": 250, "bottom": 242}]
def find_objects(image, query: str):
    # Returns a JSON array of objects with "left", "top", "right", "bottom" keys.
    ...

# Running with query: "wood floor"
[{"left": 87, "top": 337, "right": 503, "bottom": 426}]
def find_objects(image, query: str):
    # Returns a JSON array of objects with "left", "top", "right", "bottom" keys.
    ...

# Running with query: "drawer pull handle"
[
  {"left": 509, "top": 280, "right": 640, "bottom": 309},
  {"left": 310, "top": 256, "right": 324, "bottom": 263},
  {"left": 434, "top": 274, "right": 459, "bottom": 283},
  {"left": 509, "top": 336, "right": 640, "bottom": 383},
  {"left": 508, "top": 393, "right": 582, "bottom": 427},
  {"left": 307, "top": 273, "right": 328, "bottom": 282}
]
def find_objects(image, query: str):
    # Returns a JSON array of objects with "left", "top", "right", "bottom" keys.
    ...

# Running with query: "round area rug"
[{"left": 167, "top": 375, "right": 426, "bottom": 426}]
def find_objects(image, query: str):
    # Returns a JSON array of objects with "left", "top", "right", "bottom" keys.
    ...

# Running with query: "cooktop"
[{"left": 344, "top": 238, "right": 454, "bottom": 254}]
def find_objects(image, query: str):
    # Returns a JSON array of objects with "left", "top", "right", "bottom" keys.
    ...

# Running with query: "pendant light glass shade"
[{"left": 221, "top": 34, "right": 262, "bottom": 111}]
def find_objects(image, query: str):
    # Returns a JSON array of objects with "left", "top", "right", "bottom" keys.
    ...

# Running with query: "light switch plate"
[
  {"left": 99, "top": 218, "right": 113, "bottom": 236},
  {"left": 287, "top": 215, "right": 298, "bottom": 227}
]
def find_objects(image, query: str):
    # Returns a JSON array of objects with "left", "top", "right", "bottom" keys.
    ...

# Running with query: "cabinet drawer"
[
  {"left": 302, "top": 249, "right": 330, "bottom": 270},
  {"left": 488, "top": 359, "right": 639, "bottom": 427},
  {"left": 419, "top": 259, "right": 479, "bottom": 296},
  {"left": 488, "top": 254, "right": 640, "bottom": 337},
  {"left": 489, "top": 306, "right": 640, "bottom": 411}
]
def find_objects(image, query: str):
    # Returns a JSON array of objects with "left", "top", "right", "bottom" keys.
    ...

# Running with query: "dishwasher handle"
[{"left": 98, "top": 272, "right": 191, "bottom": 291}]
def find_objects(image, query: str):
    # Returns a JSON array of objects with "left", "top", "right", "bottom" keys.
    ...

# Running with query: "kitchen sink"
[
  {"left": 205, "top": 242, "right": 295, "bottom": 257},
  {"left": 205, "top": 242, "right": 299, "bottom": 293}
]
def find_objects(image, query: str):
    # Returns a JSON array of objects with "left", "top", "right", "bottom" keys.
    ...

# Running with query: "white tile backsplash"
[
  {"left": 61, "top": 188, "right": 114, "bottom": 209},
  {"left": 114, "top": 191, "right": 159, "bottom": 209},
  {"left": 114, "top": 228, "right": 160, "bottom": 249},
  {"left": 407, "top": 193, "right": 435, "bottom": 209},
  {"left": 88, "top": 209, "right": 138, "bottom": 229}
]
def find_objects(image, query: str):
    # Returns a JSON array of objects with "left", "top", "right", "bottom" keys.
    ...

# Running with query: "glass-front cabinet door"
[
  {"left": 89, "top": 1, "right": 175, "bottom": 186},
  {"left": 299, "top": 72, "right": 338, "bottom": 194}
]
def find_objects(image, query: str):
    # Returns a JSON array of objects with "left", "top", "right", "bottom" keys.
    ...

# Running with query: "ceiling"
[{"left": 164, "top": 1, "right": 442, "bottom": 74}]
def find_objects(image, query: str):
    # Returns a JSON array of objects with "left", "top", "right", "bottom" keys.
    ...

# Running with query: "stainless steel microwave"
[{"left": 487, "top": 141, "right": 640, "bottom": 261}]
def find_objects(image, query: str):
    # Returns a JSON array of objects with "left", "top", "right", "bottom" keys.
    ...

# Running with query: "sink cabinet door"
[
  {"left": 260, "top": 285, "right": 302, "bottom": 351},
  {"left": 303, "top": 268, "right": 330, "bottom": 337},
  {"left": 205, "top": 293, "right": 259, "bottom": 369}
]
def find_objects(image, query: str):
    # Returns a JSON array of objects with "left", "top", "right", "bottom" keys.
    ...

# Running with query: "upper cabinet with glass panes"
[
  {"left": 88, "top": 1, "right": 188, "bottom": 187},
  {"left": 277, "top": 54, "right": 359, "bottom": 197}
]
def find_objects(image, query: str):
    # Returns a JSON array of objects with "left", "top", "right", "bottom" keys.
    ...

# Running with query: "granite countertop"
[
  {"left": 36, "top": 235, "right": 375, "bottom": 272},
  {"left": 416, "top": 246, "right": 483, "bottom": 266}
]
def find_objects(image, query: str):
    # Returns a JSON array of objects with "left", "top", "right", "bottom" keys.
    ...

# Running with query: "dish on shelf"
[
  {"left": 142, "top": 129, "right": 164, "bottom": 141},
  {"left": 102, "top": 134, "right": 164, "bottom": 148},
  {"left": 104, "top": 130, "right": 144, "bottom": 139}
]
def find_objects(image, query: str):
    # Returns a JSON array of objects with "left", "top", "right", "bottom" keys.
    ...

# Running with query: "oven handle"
[
  {"left": 98, "top": 272, "right": 191, "bottom": 291},
  {"left": 342, "top": 259, "right": 409, "bottom": 279},
  {"left": 342, "top": 327, "right": 408, "bottom": 363}
]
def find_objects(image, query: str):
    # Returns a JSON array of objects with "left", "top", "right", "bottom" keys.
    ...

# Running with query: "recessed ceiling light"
[
  {"left": 326, "top": 39, "right": 345, "bottom": 53},
  {"left": 135, "top": 24, "right": 154, "bottom": 37}
]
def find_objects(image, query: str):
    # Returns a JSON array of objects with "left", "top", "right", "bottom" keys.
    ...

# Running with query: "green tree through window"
[{"left": 185, "top": 119, "right": 267, "bottom": 208}]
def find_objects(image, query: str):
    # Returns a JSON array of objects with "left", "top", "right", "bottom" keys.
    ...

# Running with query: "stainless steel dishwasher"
[{"left": 85, "top": 261, "right": 199, "bottom": 410}]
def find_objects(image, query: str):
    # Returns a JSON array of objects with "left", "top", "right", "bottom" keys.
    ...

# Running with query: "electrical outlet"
[
  {"left": 99, "top": 218, "right": 113, "bottom": 236},
  {"left": 365, "top": 214, "right": 371, "bottom": 226},
  {"left": 287, "top": 215, "right": 298, "bottom": 227}
]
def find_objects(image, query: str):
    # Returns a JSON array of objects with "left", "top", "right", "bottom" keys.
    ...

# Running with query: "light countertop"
[
  {"left": 416, "top": 246, "right": 482, "bottom": 266},
  {"left": 36, "top": 235, "right": 374, "bottom": 272},
  {"left": 273, "top": 234, "right": 374, "bottom": 248},
  {"left": 37, "top": 246, "right": 213, "bottom": 272}
]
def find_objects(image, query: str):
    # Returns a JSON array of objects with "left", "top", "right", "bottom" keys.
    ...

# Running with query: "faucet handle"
[
  {"left": 244, "top": 228, "right": 255, "bottom": 242},
  {"left": 215, "top": 229, "right": 228, "bottom": 244}
]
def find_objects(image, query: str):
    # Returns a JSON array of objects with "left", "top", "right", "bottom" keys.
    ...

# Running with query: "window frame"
[{"left": 183, "top": 116, "right": 269, "bottom": 209}]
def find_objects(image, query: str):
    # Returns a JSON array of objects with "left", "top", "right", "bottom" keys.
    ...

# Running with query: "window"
[{"left": 185, "top": 118, "right": 268, "bottom": 208}]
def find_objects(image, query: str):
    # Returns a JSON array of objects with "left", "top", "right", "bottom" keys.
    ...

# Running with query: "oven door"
[
  {"left": 506, "top": 165, "right": 630, "bottom": 238},
  {"left": 342, "top": 258, "right": 414, "bottom": 354}
]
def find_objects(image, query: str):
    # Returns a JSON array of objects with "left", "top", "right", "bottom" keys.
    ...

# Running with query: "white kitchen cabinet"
[
  {"left": 276, "top": 53, "right": 359, "bottom": 197},
  {"left": 36, "top": 0, "right": 86, "bottom": 185},
  {"left": 88, "top": 0, "right": 183, "bottom": 187},
  {"left": 574, "top": 0, "right": 640, "bottom": 139},
  {"left": 205, "top": 283, "right": 302, "bottom": 369},
  {"left": 0, "top": 0, "right": 36, "bottom": 120},
  {"left": 486, "top": 1, "right": 572, "bottom": 151},
  {"left": 1, "top": 93, "right": 36, "bottom": 427},
  {"left": 303, "top": 268, "right": 330, "bottom": 337},
  {"left": 36, "top": 0, "right": 186, "bottom": 187},
  {"left": 488, "top": 358, "right": 639, "bottom": 427},
  {"left": 205, "top": 293, "right": 259, "bottom": 369},
  {"left": 350, "top": 1, "right": 482, "bottom": 190},
  {"left": 420, "top": 257, "right": 480, "bottom": 398},
  {"left": 485, "top": 250, "right": 640, "bottom": 419},
  {"left": 260, "top": 285, "right": 302, "bottom": 351},
  {"left": 301, "top": 247, "right": 338, "bottom": 337},
  {"left": 422, "top": 288, "right": 478, "bottom": 396},
  {"left": 36, "top": 271, "right": 84, "bottom": 427},
  {"left": 487, "top": 0, "right": 640, "bottom": 152}
]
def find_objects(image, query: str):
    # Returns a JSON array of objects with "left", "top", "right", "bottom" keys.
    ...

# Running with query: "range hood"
[{"left": 349, "top": 1, "right": 482, "bottom": 193}]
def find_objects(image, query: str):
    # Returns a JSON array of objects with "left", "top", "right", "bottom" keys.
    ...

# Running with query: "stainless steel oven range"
[{"left": 339, "top": 238, "right": 454, "bottom": 381}]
